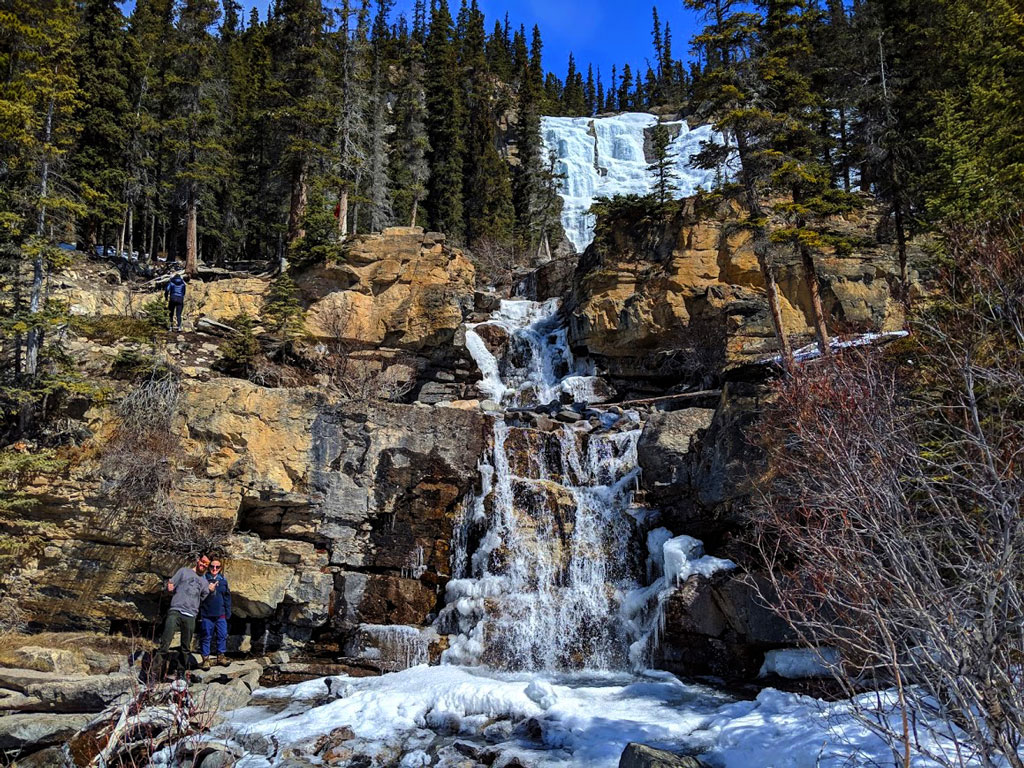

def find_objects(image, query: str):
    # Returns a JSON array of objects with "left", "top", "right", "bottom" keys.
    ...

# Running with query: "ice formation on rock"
[{"left": 540, "top": 112, "right": 724, "bottom": 253}]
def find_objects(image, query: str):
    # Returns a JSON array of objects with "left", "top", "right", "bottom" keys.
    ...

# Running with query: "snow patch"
[{"left": 758, "top": 648, "right": 840, "bottom": 680}]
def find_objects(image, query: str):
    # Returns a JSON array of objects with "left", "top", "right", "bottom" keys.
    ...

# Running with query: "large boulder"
[
  {"left": 637, "top": 407, "right": 716, "bottom": 498},
  {"left": 0, "top": 712, "right": 91, "bottom": 750},
  {"left": 0, "top": 668, "right": 136, "bottom": 713},
  {"left": 300, "top": 227, "right": 476, "bottom": 353},
  {"left": 619, "top": 743, "right": 707, "bottom": 768},
  {"left": 655, "top": 573, "right": 796, "bottom": 681}
]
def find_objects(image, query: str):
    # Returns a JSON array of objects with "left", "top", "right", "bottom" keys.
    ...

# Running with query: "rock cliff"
[
  {"left": 567, "top": 193, "right": 920, "bottom": 391},
  {"left": 1, "top": 201, "right": 910, "bottom": 689}
]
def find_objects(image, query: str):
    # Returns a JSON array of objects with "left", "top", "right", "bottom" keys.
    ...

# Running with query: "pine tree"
[
  {"left": 70, "top": 0, "right": 135, "bottom": 251},
  {"left": 596, "top": 68, "right": 605, "bottom": 114},
  {"left": 585, "top": 65, "right": 597, "bottom": 115},
  {"left": 618, "top": 64, "right": 633, "bottom": 111},
  {"left": 390, "top": 17, "right": 431, "bottom": 228},
  {"left": 168, "top": 0, "right": 228, "bottom": 275},
  {"left": 648, "top": 118, "right": 678, "bottom": 204},
  {"left": 0, "top": 0, "right": 82, "bottom": 431},
  {"left": 328, "top": 0, "right": 370, "bottom": 238},
  {"left": 367, "top": 0, "right": 394, "bottom": 232},
  {"left": 685, "top": 0, "right": 794, "bottom": 366},
  {"left": 272, "top": 0, "right": 329, "bottom": 251},
  {"left": 425, "top": 0, "right": 465, "bottom": 238},
  {"left": 462, "top": 0, "right": 513, "bottom": 244}
]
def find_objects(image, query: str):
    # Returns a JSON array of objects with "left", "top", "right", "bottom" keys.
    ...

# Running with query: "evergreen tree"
[
  {"left": 685, "top": 0, "right": 794, "bottom": 365},
  {"left": 461, "top": 0, "right": 513, "bottom": 244},
  {"left": 585, "top": 65, "right": 597, "bottom": 116},
  {"left": 425, "top": 0, "right": 465, "bottom": 238},
  {"left": 648, "top": 118, "right": 678, "bottom": 204},
  {"left": 169, "top": 0, "right": 227, "bottom": 275},
  {"left": 0, "top": 0, "right": 82, "bottom": 431},
  {"left": 70, "top": 0, "right": 135, "bottom": 251},
  {"left": 367, "top": 0, "right": 393, "bottom": 232},
  {"left": 618, "top": 64, "right": 633, "bottom": 111},
  {"left": 272, "top": 0, "right": 329, "bottom": 251},
  {"left": 328, "top": 0, "right": 370, "bottom": 238},
  {"left": 562, "top": 54, "right": 586, "bottom": 116},
  {"left": 389, "top": 16, "right": 431, "bottom": 228},
  {"left": 596, "top": 69, "right": 605, "bottom": 114}
]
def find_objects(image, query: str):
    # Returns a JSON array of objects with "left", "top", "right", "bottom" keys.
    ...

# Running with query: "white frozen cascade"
[
  {"left": 450, "top": 298, "right": 734, "bottom": 672},
  {"left": 541, "top": 112, "right": 725, "bottom": 253}
]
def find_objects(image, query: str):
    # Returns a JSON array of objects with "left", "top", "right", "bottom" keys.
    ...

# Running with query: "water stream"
[{"left": 445, "top": 299, "right": 662, "bottom": 672}]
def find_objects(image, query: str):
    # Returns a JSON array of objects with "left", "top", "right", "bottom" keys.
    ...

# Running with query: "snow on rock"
[
  {"left": 525, "top": 679, "right": 559, "bottom": 709},
  {"left": 758, "top": 648, "right": 840, "bottom": 680},
  {"left": 662, "top": 535, "right": 736, "bottom": 586},
  {"left": 210, "top": 666, "right": 987, "bottom": 768},
  {"left": 773, "top": 330, "right": 910, "bottom": 365},
  {"left": 541, "top": 113, "right": 724, "bottom": 253}
]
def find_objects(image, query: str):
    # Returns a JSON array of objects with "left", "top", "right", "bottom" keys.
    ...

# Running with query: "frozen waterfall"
[
  {"left": 447, "top": 299, "right": 656, "bottom": 671},
  {"left": 540, "top": 112, "right": 724, "bottom": 253}
]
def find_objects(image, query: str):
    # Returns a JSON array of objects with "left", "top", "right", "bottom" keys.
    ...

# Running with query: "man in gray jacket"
[{"left": 156, "top": 554, "right": 216, "bottom": 676}]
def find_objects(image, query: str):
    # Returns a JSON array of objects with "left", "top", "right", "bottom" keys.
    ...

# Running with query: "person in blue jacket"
[
  {"left": 164, "top": 274, "right": 187, "bottom": 331},
  {"left": 199, "top": 558, "right": 232, "bottom": 669}
]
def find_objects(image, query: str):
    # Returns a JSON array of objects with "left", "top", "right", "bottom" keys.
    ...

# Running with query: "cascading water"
[
  {"left": 540, "top": 112, "right": 726, "bottom": 253},
  {"left": 442, "top": 298, "right": 661, "bottom": 671}
]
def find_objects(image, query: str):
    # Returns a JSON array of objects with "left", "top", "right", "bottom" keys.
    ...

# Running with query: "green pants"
[{"left": 159, "top": 609, "right": 196, "bottom": 654}]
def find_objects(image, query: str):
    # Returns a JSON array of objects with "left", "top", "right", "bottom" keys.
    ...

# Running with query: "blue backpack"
[{"left": 166, "top": 278, "right": 186, "bottom": 302}]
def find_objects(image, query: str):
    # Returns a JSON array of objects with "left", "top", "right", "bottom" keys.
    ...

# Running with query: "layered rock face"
[
  {"left": 4, "top": 228, "right": 486, "bottom": 659},
  {"left": 4, "top": 200, "right": 907, "bottom": 684},
  {"left": 9, "top": 379, "right": 485, "bottom": 650},
  {"left": 567, "top": 194, "right": 917, "bottom": 388}
]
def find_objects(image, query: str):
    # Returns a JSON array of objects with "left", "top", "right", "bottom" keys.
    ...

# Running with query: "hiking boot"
[
  {"left": 201, "top": 656, "right": 211, "bottom": 670},
  {"left": 217, "top": 654, "right": 229, "bottom": 666}
]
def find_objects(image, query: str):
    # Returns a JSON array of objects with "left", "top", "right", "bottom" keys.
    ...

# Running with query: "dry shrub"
[
  {"left": 308, "top": 303, "right": 419, "bottom": 402},
  {"left": 99, "top": 375, "right": 228, "bottom": 557},
  {"left": 468, "top": 237, "right": 520, "bottom": 293},
  {"left": 100, "top": 376, "right": 180, "bottom": 509},
  {"left": 751, "top": 216, "right": 1024, "bottom": 767}
]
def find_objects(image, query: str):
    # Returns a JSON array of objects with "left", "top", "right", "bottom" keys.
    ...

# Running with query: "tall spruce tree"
[
  {"left": 685, "top": 0, "right": 794, "bottom": 366},
  {"left": 425, "top": 0, "right": 465, "bottom": 239},
  {"left": 71, "top": 0, "right": 135, "bottom": 251},
  {"left": 0, "top": 0, "right": 81, "bottom": 430},
  {"left": 461, "top": 0, "right": 514, "bottom": 245},
  {"left": 390, "top": 15, "right": 431, "bottom": 227},
  {"left": 367, "top": 0, "right": 393, "bottom": 232},
  {"left": 648, "top": 117, "right": 678, "bottom": 204},
  {"left": 169, "top": 0, "right": 226, "bottom": 275},
  {"left": 272, "top": 0, "right": 329, "bottom": 252}
]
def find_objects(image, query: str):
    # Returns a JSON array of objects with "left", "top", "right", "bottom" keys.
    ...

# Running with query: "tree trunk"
[
  {"left": 735, "top": 131, "right": 792, "bottom": 369},
  {"left": 25, "top": 95, "right": 54, "bottom": 381},
  {"left": 410, "top": 195, "right": 419, "bottom": 229},
  {"left": 339, "top": 188, "right": 349, "bottom": 236},
  {"left": 799, "top": 243, "right": 831, "bottom": 356},
  {"left": 288, "top": 159, "right": 308, "bottom": 245},
  {"left": 839, "top": 105, "right": 851, "bottom": 192},
  {"left": 116, "top": 207, "right": 127, "bottom": 259},
  {"left": 185, "top": 188, "right": 198, "bottom": 276},
  {"left": 893, "top": 195, "right": 909, "bottom": 304},
  {"left": 126, "top": 204, "right": 134, "bottom": 258}
]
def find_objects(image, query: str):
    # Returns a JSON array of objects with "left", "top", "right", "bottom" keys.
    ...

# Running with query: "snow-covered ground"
[{"left": 203, "top": 665, "right": 985, "bottom": 768}]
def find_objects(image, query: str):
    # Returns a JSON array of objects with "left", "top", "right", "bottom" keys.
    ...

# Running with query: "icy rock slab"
[{"left": 662, "top": 535, "right": 736, "bottom": 587}]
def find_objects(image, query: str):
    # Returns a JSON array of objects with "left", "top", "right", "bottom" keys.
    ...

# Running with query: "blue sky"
[{"left": 234, "top": 0, "right": 705, "bottom": 82}]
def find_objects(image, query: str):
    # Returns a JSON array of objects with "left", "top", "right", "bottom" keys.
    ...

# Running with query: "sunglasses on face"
[{"left": 210, "top": 565, "right": 221, "bottom": 570}]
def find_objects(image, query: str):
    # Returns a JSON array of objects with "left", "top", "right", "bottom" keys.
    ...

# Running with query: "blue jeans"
[{"left": 199, "top": 617, "right": 228, "bottom": 656}]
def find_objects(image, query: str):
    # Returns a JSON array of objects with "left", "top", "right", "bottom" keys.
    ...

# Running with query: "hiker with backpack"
[{"left": 164, "top": 274, "right": 187, "bottom": 331}]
